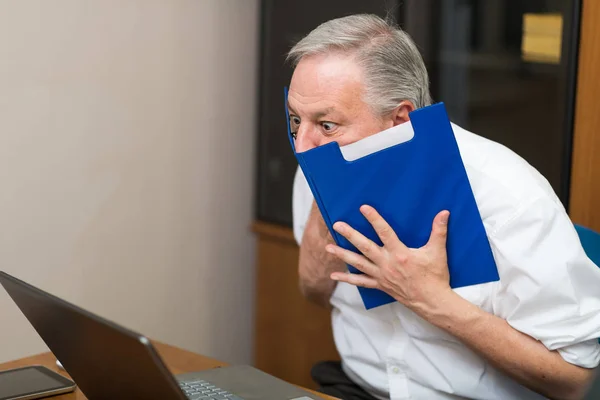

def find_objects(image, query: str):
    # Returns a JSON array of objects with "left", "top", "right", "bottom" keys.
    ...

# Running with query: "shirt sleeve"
[
  {"left": 490, "top": 196, "right": 600, "bottom": 368},
  {"left": 292, "top": 166, "right": 314, "bottom": 246}
]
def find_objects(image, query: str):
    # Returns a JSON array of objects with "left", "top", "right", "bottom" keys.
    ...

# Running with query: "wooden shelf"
[
  {"left": 252, "top": 221, "right": 296, "bottom": 244},
  {"left": 252, "top": 219, "right": 339, "bottom": 390}
]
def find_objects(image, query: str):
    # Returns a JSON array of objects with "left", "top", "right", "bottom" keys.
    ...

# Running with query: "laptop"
[{"left": 0, "top": 271, "right": 318, "bottom": 400}]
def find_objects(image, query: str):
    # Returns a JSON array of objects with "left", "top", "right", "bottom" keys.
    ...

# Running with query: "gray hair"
[{"left": 287, "top": 14, "right": 432, "bottom": 116}]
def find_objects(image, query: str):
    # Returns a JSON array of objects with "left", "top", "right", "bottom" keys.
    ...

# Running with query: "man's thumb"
[{"left": 429, "top": 210, "right": 450, "bottom": 249}]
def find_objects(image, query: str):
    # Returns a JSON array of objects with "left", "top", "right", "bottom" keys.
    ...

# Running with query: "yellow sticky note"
[{"left": 522, "top": 13, "right": 563, "bottom": 64}]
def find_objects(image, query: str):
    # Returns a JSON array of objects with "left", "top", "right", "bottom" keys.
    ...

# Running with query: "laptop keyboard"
[{"left": 179, "top": 380, "right": 244, "bottom": 400}]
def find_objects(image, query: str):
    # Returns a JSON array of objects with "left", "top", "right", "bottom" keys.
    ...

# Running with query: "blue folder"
[{"left": 286, "top": 96, "right": 499, "bottom": 310}]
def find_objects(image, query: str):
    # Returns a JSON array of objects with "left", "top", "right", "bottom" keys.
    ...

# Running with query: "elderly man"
[{"left": 287, "top": 14, "right": 600, "bottom": 400}]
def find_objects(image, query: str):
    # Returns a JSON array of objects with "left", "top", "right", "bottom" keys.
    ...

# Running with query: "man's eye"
[
  {"left": 321, "top": 122, "right": 337, "bottom": 132},
  {"left": 289, "top": 116, "right": 300, "bottom": 139}
]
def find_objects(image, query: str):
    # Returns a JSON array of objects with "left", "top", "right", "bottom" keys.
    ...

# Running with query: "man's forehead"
[
  {"left": 287, "top": 84, "right": 362, "bottom": 117},
  {"left": 292, "top": 52, "right": 361, "bottom": 83},
  {"left": 287, "top": 93, "right": 343, "bottom": 117},
  {"left": 288, "top": 54, "right": 364, "bottom": 111}
]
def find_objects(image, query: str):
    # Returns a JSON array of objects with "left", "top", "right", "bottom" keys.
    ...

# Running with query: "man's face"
[{"left": 287, "top": 53, "right": 395, "bottom": 153}]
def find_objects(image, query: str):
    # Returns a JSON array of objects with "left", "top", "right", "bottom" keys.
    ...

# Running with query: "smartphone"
[{"left": 0, "top": 365, "right": 76, "bottom": 400}]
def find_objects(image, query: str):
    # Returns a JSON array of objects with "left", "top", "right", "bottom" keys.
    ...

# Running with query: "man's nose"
[{"left": 294, "top": 127, "right": 320, "bottom": 153}]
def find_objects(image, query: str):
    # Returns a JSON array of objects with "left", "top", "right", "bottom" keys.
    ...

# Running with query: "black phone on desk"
[{"left": 0, "top": 365, "right": 76, "bottom": 400}]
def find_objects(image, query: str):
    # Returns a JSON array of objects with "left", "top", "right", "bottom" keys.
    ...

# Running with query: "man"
[{"left": 287, "top": 14, "right": 600, "bottom": 400}]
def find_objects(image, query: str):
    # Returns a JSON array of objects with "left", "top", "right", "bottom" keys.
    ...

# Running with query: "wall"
[{"left": 0, "top": 0, "right": 259, "bottom": 365}]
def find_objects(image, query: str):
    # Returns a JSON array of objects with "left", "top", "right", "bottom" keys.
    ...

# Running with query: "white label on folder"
[{"left": 340, "top": 121, "right": 415, "bottom": 162}]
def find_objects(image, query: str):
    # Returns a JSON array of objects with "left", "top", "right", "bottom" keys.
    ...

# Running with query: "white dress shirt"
[{"left": 292, "top": 122, "right": 600, "bottom": 400}]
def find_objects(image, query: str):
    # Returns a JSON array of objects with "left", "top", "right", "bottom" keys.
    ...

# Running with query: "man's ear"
[{"left": 391, "top": 101, "right": 416, "bottom": 126}]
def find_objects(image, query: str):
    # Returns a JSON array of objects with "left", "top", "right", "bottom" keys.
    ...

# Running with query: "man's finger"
[
  {"left": 330, "top": 271, "right": 379, "bottom": 289},
  {"left": 332, "top": 221, "right": 384, "bottom": 265},
  {"left": 360, "top": 205, "right": 406, "bottom": 251},
  {"left": 426, "top": 210, "right": 450, "bottom": 250},
  {"left": 326, "top": 244, "right": 380, "bottom": 278}
]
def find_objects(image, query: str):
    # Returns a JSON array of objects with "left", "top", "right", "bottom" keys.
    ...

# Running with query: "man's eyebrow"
[
  {"left": 287, "top": 105, "right": 337, "bottom": 119},
  {"left": 312, "top": 107, "right": 336, "bottom": 119}
]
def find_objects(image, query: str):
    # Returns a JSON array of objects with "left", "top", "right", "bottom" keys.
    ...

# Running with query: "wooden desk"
[{"left": 0, "top": 342, "right": 336, "bottom": 400}]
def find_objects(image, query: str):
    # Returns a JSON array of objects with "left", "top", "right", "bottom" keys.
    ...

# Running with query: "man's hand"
[
  {"left": 327, "top": 204, "right": 451, "bottom": 315},
  {"left": 298, "top": 201, "right": 346, "bottom": 307},
  {"left": 325, "top": 204, "right": 595, "bottom": 400}
]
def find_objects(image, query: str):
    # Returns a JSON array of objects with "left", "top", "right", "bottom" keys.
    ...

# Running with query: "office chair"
[
  {"left": 577, "top": 224, "right": 600, "bottom": 399},
  {"left": 575, "top": 224, "right": 600, "bottom": 267},
  {"left": 574, "top": 223, "right": 600, "bottom": 355}
]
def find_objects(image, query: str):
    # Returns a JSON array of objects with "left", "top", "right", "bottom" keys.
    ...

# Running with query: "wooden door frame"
[{"left": 569, "top": 0, "right": 600, "bottom": 232}]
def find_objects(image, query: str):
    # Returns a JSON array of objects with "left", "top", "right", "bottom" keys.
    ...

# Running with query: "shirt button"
[{"left": 391, "top": 366, "right": 400, "bottom": 374}]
